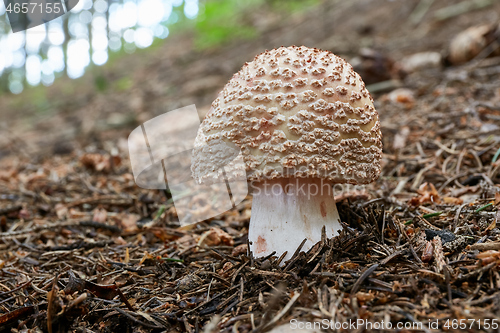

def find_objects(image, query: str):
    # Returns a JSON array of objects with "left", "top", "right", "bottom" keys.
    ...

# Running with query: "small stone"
[{"left": 424, "top": 229, "right": 456, "bottom": 244}]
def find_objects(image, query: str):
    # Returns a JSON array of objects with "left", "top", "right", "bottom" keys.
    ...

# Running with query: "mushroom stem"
[{"left": 248, "top": 178, "right": 342, "bottom": 263}]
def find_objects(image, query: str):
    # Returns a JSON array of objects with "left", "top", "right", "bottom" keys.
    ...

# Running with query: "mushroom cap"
[
  {"left": 191, "top": 133, "right": 246, "bottom": 185},
  {"left": 192, "top": 46, "right": 382, "bottom": 185}
]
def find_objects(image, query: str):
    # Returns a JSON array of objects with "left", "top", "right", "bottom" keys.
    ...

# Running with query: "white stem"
[{"left": 248, "top": 178, "right": 342, "bottom": 263}]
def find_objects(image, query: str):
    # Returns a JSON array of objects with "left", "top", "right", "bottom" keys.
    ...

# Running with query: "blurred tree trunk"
[
  {"left": 63, "top": 14, "right": 70, "bottom": 77},
  {"left": 89, "top": 9, "right": 93, "bottom": 66}
]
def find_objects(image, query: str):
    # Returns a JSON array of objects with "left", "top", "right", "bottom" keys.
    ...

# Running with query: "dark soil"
[{"left": 1, "top": 0, "right": 500, "bottom": 332}]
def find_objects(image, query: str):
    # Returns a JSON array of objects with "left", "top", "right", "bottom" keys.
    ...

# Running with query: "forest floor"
[{"left": 1, "top": 0, "right": 500, "bottom": 332}]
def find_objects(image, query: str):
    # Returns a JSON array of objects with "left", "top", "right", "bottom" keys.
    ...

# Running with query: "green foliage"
[
  {"left": 193, "top": 0, "right": 321, "bottom": 49},
  {"left": 0, "top": 0, "right": 324, "bottom": 94},
  {"left": 30, "top": 87, "right": 50, "bottom": 113},
  {"left": 194, "top": 0, "right": 262, "bottom": 49},
  {"left": 268, "top": 0, "right": 321, "bottom": 13},
  {"left": 0, "top": 75, "right": 9, "bottom": 94},
  {"left": 2, "top": 82, "right": 53, "bottom": 116},
  {"left": 95, "top": 75, "right": 108, "bottom": 92},
  {"left": 114, "top": 76, "right": 133, "bottom": 91}
]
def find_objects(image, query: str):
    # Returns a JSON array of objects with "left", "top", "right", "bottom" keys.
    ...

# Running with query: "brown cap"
[{"left": 193, "top": 46, "right": 382, "bottom": 185}]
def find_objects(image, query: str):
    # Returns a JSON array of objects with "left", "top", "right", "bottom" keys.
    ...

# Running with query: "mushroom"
[{"left": 192, "top": 46, "right": 382, "bottom": 262}]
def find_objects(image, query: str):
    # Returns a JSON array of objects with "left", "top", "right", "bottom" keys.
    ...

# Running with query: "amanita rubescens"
[{"left": 192, "top": 46, "right": 382, "bottom": 262}]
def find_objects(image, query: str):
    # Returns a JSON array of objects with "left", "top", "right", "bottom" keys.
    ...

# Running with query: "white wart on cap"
[{"left": 193, "top": 46, "right": 382, "bottom": 262}]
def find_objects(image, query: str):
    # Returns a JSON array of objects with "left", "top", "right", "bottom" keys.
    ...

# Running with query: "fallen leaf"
[
  {"left": 218, "top": 261, "right": 234, "bottom": 277},
  {"left": 232, "top": 244, "right": 248, "bottom": 257},
  {"left": 80, "top": 153, "right": 120, "bottom": 172},
  {"left": 421, "top": 241, "right": 433, "bottom": 262},
  {"left": 177, "top": 234, "right": 197, "bottom": 248},
  {"left": 198, "top": 227, "right": 234, "bottom": 247},
  {"left": 92, "top": 208, "right": 108, "bottom": 223},
  {"left": 69, "top": 208, "right": 90, "bottom": 219},
  {"left": 409, "top": 183, "right": 441, "bottom": 206},
  {"left": 356, "top": 291, "right": 375, "bottom": 303},
  {"left": 0, "top": 168, "right": 17, "bottom": 182},
  {"left": 55, "top": 203, "right": 68, "bottom": 219},
  {"left": 393, "top": 126, "right": 411, "bottom": 150},
  {"left": 400, "top": 52, "right": 442, "bottom": 73},
  {"left": 443, "top": 197, "right": 463, "bottom": 205},
  {"left": 116, "top": 213, "right": 139, "bottom": 233},
  {"left": 388, "top": 89, "right": 415, "bottom": 108},
  {"left": 448, "top": 24, "right": 500, "bottom": 65}
]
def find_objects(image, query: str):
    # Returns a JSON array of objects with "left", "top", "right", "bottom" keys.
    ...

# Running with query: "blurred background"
[
  {"left": 0, "top": 0, "right": 325, "bottom": 93},
  {"left": 0, "top": 0, "right": 193, "bottom": 92},
  {"left": 1, "top": 2, "right": 500, "bottom": 331},
  {"left": 0, "top": 0, "right": 499, "bottom": 158}
]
